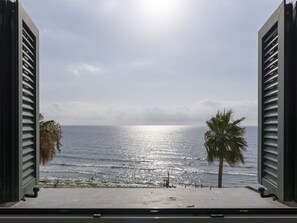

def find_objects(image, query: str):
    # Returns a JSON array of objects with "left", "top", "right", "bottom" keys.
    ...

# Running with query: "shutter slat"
[
  {"left": 22, "top": 72, "right": 34, "bottom": 84},
  {"left": 263, "top": 104, "right": 278, "bottom": 111},
  {"left": 22, "top": 147, "right": 34, "bottom": 156},
  {"left": 22, "top": 103, "right": 34, "bottom": 111},
  {"left": 263, "top": 34, "right": 278, "bottom": 50},
  {"left": 263, "top": 111, "right": 278, "bottom": 118},
  {"left": 23, "top": 174, "right": 35, "bottom": 186},
  {"left": 264, "top": 81, "right": 278, "bottom": 91},
  {"left": 263, "top": 170, "right": 278, "bottom": 180},
  {"left": 22, "top": 161, "right": 34, "bottom": 172},
  {"left": 264, "top": 96, "right": 278, "bottom": 105},
  {"left": 264, "top": 161, "right": 278, "bottom": 171},
  {"left": 22, "top": 35, "right": 34, "bottom": 50},
  {"left": 264, "top": 142, "right": 278, "bottom": 148},
  {"left": 263, "top": 167, "right": 278, "bottom": 179},
  {"left": 264, "top": 58, "right": 278, "bottom": 71},
  {"left": 263, "top": 27, "right": 277, "bottom": 43},
  {"left": 22, "top": 153, "right": 34, "bottom": 163},
  {"left": 264, "top": 126, "right": 278, "bottom": 133},
  {"left": 264, "top": 73, "right": 278, "bottom": 84},
  {"left": 22, "top": 111, "right": 34, "bottom": 118},
  {"left": 22, "top": 95, "right": 34, "bottom": 104},
  {"left": 23, "top": 139, "right": 34, "bottom": 147},
  {"left": 264, "top": 133, "right": 278, "bottom": 141},
  {"left": 23, "top": 88, "right": 34, "bottom": 97},
  {"left": 22, "top": 27, "right": 35, "bottom": 44},
  {"left": 264, "top": 120, "right": 278, "bottom": 125},
  {"left": 23, "top": 132, "right": 34, "bottom": 138},
  {"left": 22, "top": 64, "right": 34, "bottom": 77},
  {"left": 22, "top": 57, "right": 34, "bottom": 71},
  {"left": 263, "top": 66, "right": 278, "bottom": 77},
  {"left": 263, "top": 42, "right": 278, "bottom": 58},
  {"left": 264, "top": 147, "right": 278, "bottom": 156},
  {"left": 264, "top": 51, "right": 278, "bottom": 64},
  {"left": 22, "top": 44, "right": 34, "bottom": 58},
  {"left": 22, "top": 50, "right": 34, "bottom": 64},
  {"left": 23, "top": 118, "right": 34, "bottom": 125},
  {"left": 263, "top": 174, "right": 278, "bottom": 186},
  {"left": 263, "top": 154, "right": 278, "bottom": 166},
  {"left": 263, "top": 88, "right": 278, "bottom": 98},
  {"left": 22, "top": 167, "right": 34, "bottom": 179}
]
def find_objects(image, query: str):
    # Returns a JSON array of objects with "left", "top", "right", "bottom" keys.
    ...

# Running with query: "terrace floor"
[{"left": 13, "top": 187, "right": 288, "bottom": 208}]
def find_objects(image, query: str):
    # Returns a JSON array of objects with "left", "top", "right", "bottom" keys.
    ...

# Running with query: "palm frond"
[
  {"left": 39, "top": 115, "right": 62, "bottom": 165},
  {"left": 204, "top": 109, "right": 248, "bottom": 172}
]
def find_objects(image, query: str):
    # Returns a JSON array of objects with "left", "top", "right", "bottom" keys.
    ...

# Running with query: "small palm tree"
[
  {"left": 39, "top": 114, "right": 62, "bottom": 165},
  {"left": 204, "top": 110, "right": 247, "bottom": 188}
]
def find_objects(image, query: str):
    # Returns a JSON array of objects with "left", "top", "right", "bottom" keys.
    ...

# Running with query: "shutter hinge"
[
  {"left": 258, "top": 187, "right": 278, "bottom": 200},
  {"left": 24, "top": 186, "right": 39, "bottom": 198}
]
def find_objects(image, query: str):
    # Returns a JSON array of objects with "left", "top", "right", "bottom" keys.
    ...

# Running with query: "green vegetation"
[
  {"left": 39, "top": 114, "right": 62, "bottom": 165},
  {"left": 204, "top": 110, "right": 247, "bottom": 188}
]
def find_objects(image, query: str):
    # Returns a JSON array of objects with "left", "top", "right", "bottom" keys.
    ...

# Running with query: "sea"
[{"left": 40, "top": 125, "right": 258, "bottom": 188}]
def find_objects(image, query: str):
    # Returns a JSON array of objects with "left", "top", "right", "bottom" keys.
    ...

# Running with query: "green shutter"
[
  {"left": 0, "top": 0, "right": 39, "bottom": 204},
  {"left": 258, "top": 1, "right": 295, "bottom": 202},
  {"left": 17, "top": 1, "right": 39, "bottom": 200},
  {"left": 261, "top": 23, "right": 279, "bottom": 188}
]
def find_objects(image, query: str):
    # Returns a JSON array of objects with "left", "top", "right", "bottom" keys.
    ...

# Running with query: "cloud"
[
  {"left": 41, "top": 99, "right": 257, "bottom": 126},
  {"left": 67, "top": 63, "right": 107, "bottom": 77},
  {"left": 42, "top": 28, "right": 83, "bottom": 42},
  {"left": 130, "top": 59, "right": 154, "bottom": 68}
]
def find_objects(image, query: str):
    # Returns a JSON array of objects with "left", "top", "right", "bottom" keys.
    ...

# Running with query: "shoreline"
[
  {"left": 39, "top": 178, "right": 165, "bottom": 188},
  {"left": 38, "top": 178, "right": 244, "bottom": 189}
]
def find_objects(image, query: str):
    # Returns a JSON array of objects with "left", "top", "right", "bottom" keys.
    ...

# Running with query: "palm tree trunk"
[{"left": 218, "top": 157, "right": 223, "bottom": 188}]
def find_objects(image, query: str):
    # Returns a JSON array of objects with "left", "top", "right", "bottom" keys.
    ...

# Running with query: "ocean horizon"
[{"left": 40, "top": 125, "right": 258, "bottom": 188}]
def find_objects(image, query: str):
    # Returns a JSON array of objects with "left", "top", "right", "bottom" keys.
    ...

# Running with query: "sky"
[{"left": 21, "top": 0, "right": 284, "bottom": 126}]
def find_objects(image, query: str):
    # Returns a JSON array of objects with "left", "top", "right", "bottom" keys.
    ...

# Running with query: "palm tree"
[
  {"left": 204, "top": 110, "right": 247, "bottom": 188},
  {"left": 39, "top": 114, "right": 62, "bottom": 165}
]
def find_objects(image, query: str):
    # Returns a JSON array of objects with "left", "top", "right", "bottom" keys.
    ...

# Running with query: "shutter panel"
[
  {"left": 0, "top": 0, "right": 39, "bottom": 203},
  {"left": 258, "top": 1, "right": 295, "bottom": 201},
  {"left": 17, "top": 2, "right": 39, "bottom": 199},
  {"left": 21, "top": 22, "right": 37, "bottom": 189}
]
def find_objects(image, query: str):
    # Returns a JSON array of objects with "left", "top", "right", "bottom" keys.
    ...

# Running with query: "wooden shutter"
[{"left": 258, "top": 1, "right": 295, "bottom": 201}]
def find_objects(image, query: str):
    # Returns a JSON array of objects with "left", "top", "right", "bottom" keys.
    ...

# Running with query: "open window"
[{"left": 1, "top": 0, "right": 297, "bottom": 222}]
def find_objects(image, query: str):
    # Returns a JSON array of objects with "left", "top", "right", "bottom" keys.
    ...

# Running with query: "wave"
[
  {"left": 55, "top": 155, "right": 153, "bottom": 164},
  {"left": 40, "top": 169, "right": 106, "bottom": 175},
  {"left": 41, "top": 163, "right": 156, "bottom": 172},
  {"left": 39, "top": 177, "right": 164, "bottom": 188},
  {"left": 202, "top": 170, "right": 256, "bottom": 177}
]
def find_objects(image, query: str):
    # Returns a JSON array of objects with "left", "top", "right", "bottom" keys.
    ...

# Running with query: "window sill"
[{"left": 12, "top": 187, "right": 288, "bottom": 209}]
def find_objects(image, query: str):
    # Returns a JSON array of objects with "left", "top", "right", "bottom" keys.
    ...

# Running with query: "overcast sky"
[{"left": 21, "top": 0, "right": 283, "bottom": 125}]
